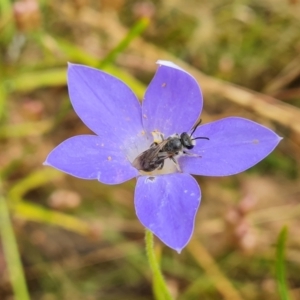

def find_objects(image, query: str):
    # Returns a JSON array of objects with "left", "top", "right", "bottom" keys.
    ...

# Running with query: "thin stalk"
[
  {"left": 0, "top": 189, "right": 30, "bottom": 300},
  {"left": 145, "top": 229, "right": 173, "bottom": 300}
]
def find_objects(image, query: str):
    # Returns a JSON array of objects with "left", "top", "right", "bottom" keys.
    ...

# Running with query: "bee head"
[{"left": 180, "top": 132, "right": 194, "bottom": 149}]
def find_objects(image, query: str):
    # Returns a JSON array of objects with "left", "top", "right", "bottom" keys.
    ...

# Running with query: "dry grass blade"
[
  {"left": 188, "top": 238, "right": 244, "bottom": 300},
  {"left": 264, "top": 54, "right": 300, "bottom": 94},
  {"left": 131, "top": 41, "right": 300, "bottom": 135},
  {"left": 83, "top": 10, "right": 300, "bottom": 135},
  {"left": 9, "top": 6, "right": 298, "bottom": 140}
]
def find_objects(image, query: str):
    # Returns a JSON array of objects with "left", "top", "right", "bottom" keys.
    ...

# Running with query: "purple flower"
[{"left": 44, "top": 60, "right": 282, "bottom": 253}]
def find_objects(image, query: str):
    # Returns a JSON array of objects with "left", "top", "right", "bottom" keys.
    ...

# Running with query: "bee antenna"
[
  {"left": 190, "top": 119, "right": 202, "bottom": 137},
  {"left": 192, "top": 137, "right": 210, "bottom": 141}
]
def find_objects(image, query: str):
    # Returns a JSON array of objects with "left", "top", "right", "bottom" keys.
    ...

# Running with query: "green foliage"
[
  {"left": 0, "top": 194, "right": 30, "bottom": 300},
  {"left": 276, "top": 227, "right": 291, "bottom": 300}
]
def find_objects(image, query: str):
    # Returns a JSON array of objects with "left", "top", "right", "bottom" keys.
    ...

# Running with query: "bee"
[{"left": 132, "top": 120, "right": 209, "bottom": 172}]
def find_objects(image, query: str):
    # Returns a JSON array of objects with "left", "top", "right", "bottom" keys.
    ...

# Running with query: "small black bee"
[{"left": 132, "top": 120, "right": 209, "bottom": 172}]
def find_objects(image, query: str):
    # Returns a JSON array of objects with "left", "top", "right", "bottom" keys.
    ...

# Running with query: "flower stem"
[{"left": 145, "top": 229, "right": 173, "bottom": 300}]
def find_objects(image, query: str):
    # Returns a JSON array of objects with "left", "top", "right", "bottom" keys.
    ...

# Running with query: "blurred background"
[{"left": 0, "top": 0, "right": 300, "bottom": 299}]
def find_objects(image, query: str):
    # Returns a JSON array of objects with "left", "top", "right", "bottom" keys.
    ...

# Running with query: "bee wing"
[{"left": 132, "top": 140, "right": 169, "bottom": 170}]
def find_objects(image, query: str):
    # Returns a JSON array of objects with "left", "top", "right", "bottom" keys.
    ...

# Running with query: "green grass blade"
[
  {"left": 10, "top": 68, "right": 67, "bottom": 92},
  {"left": 0, "top": 82, "right": 7, "bottom": 121},
  {"left": 275, "top": 226, "right": 291, "bottom": 300},
  {"left": 0, "top": 119, "right": 53, "bottom": 138},
  {"left": 9, "top": 63, "right": 145, "bottom": 98},
  {"left": 11, "top": 202, "right": 92, "bottom": 236},
  {"left": 52, "top": 37, "right": 146, "bottom": 98},
  {"left": 8, "top": 168, "right": 63, "bottom": 203},
  {"left": 48, "top": 35, "right": 100, "bottom": 66},
  {"left": 0, "top": 194, "right": 30, "bottom": 300},
  {"left": 99, "top": 17, "right": 149, "bottom": 68},
  {"left": 0, "top": 0, "right": 15, "bottom": 43}
]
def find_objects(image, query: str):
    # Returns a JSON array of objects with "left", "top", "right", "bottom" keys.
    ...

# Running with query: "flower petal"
[
  {"left": 135, "top": 173, "right": 201, "bottom": 253},
  {"left": 44, "top": 135, "right": 138, "bottom": 184},
  {"left": 180, "top": 117, "right": 282, "bottom": 176},
  {"left": 142, "top": 61, "right": 202, "bottom": 137},
  {"left": 67, "top": 64, "right": 144, "bottom": 149}
]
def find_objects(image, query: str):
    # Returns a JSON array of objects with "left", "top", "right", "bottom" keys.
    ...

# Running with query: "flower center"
[
  {"left": 130, "top": 127, "right": 209, "bottom": 176},
  {"left": 131, "top": 130, "right": 183, "bottom": 176},
  {"left": 138, "top": 158, "right": 179, "bottom": 176}
]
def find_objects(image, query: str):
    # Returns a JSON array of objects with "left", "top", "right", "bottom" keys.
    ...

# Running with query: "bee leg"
[
  {"left": 158, "top": 160, "right": 164, "bottom": 170},
  {"left": 152, "top": 132, "right": 164, "bottom": 144},
  {"left": 183, "top": 151, "right": 201, "bottom": 158},
  {"left": 150, "top": 133, "right": 164, "bottom": 147},
  {"left": 170, "top": 157, "right": 182, "bottom": 172}
]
